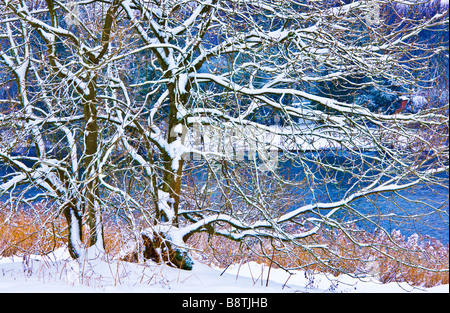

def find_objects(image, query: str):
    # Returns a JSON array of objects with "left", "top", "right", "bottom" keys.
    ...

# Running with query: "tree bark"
[
  {"left": 62, "top": 202, "right": 83, "bottom": 259},
  {"left": 82, "top": 89, "right": 103, "bottom": 248}
]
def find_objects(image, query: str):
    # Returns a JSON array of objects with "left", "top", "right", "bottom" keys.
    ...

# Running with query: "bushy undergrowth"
[
  {"left": 0, "top": 205, "right": 123, "bottom": 257},
  {"left": 1, "top": 206, "right": 448, "bottom": 288},
  {"left": 187, "top": 229, "right": 449, "bottom": 288},
  {"left": 0, "top": 204, "right": 65, "bottom": 256}
]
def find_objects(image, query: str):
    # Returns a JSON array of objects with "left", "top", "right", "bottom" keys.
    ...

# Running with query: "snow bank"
[{"left": 0, "top": 248, "right": 447, "bottom": 293}]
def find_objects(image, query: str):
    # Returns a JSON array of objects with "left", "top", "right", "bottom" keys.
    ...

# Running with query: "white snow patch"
[
  {"left": 158, "top": 189, "right": 175, "bottom": 222},
  {"left": 178, "top": 74, "right": 188, "bottom": 94},
  {"left": 0, "top": 248, "right": 447, "bottom": 293},
  {"left": 411, "top": 95, "right": 428, "bottom": 112}
]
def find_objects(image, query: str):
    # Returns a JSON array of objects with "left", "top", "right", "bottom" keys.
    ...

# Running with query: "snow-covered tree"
[{"left": 0, "top": 0, "right": 448, "bottom": 271}]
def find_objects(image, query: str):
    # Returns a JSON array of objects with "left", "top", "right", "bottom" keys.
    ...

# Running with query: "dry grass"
[
  {"left": 1, "top": 206, "right": 448, "bottom": 288},
  {"left": 0, "top": 205, "right": 126, "bottom": 258},
  {"left": 187, "top": 228, "right": 449, "bottom": 288},
  {"left": 0, "top": 204, "right": 66, "bottom": 257}
]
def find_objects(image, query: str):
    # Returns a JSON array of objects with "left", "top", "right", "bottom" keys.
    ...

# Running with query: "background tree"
[{"left": 0, "top": 0, "right": 448, "bottom": 272}]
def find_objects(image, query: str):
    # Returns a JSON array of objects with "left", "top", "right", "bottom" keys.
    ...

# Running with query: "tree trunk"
[
  {"left": 62, "top": 203, "right": 83, "bottom": 259},
  {"left": 82, "top": 88, "right": 103, "bottom": 249},
  {"left": 142, "top": 231, "right": 193, "bottom": 270}
]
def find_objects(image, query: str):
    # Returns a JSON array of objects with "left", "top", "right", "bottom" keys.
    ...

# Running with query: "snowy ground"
[{"left": 0, "top": 247, "right": 448, "bottom": 293}]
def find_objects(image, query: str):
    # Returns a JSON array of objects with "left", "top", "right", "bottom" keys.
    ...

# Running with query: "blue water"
[
  {"left": 277, "top": 152, "right": 449, "bottom": 244},
  {"left": 1, "top": 150, "right": 448, "bottom": 244}
]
